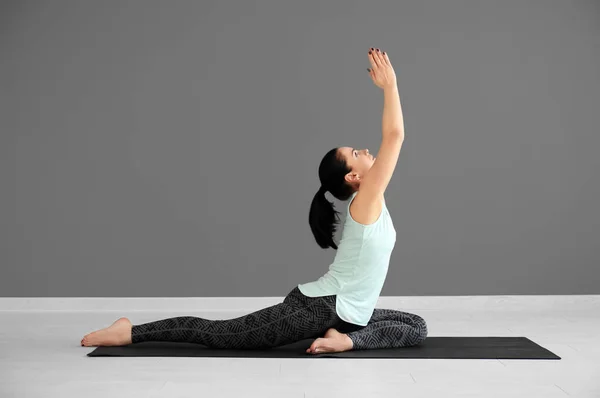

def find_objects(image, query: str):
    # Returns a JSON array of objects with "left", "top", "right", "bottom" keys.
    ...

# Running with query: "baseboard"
[{"left": 0, "top": 295, "right": 598, "bottom": 312}]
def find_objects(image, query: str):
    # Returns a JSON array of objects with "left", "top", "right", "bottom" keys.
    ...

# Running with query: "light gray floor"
[{"left": 0, "top": 307, "right": 598, "bottom": 398}]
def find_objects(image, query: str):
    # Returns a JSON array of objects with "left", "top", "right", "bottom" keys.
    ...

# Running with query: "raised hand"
[{"left": 367, "top": 48, "right": 397, "bottom": 89}]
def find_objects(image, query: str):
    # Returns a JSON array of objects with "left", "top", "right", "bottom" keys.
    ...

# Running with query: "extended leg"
[{"left": 131, "top": 292, "right": 339, "bottom": 349}]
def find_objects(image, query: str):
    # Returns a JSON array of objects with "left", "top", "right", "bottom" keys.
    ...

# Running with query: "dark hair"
[{"left": 308, "top": 147, "right": 355, "bottom": 250}]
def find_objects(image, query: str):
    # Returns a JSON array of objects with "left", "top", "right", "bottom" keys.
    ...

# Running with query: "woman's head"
[{"left": 308, "top": 146, "right": 375, "bottom": 250}]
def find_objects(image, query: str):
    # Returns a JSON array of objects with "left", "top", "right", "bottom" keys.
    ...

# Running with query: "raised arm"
[{"left": 359, "top": 48, "right": 405, "bottom": 202}]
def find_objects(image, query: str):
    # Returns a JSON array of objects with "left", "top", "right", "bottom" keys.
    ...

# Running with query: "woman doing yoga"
[{"left": 81, "top": 48, "right": 428, "bottom": 354}]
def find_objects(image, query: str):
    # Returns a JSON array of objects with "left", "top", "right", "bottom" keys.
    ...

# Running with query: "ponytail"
[{"left": 308, "top": 187, "right": 341, "bottom": 250}]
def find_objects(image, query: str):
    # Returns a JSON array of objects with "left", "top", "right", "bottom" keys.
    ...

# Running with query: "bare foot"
[
  {"left": 306, "top": 328, "right": 353, "bottom": 355},
  {"left": 81, "top": 317, "right": 133, "bottom": 347}
]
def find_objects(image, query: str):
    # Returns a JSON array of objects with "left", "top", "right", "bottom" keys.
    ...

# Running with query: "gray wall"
[{"left": 1, "top": 0, "right": 598, "bottom": 297}]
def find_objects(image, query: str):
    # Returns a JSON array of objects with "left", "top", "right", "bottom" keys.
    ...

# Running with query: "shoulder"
[{"left": 349, "top": 191, "right": 385, "bottom": 226}]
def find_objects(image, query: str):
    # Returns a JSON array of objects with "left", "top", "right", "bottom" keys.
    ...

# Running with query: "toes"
[
  {"left": 307, "top": 337, "right": 334, "bottom": 354},
  {"left": 309, "top": 339, "right": 321, "bottom": 351}
]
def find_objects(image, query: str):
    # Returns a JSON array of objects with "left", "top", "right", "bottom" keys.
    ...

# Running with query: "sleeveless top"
[{"left": 297, "top": 191, "right": 397, "bottom": 326}]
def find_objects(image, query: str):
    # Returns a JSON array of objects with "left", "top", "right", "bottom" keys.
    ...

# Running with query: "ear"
[{"left": 344, "top": 173, "right": 355, "bottom": 184}]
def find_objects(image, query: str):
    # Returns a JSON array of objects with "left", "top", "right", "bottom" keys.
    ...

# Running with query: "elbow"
[{"left": 385, "top": 129, "right": 405, "bottom": 141}]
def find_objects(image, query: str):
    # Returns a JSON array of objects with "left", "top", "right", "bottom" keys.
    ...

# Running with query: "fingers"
[
  {"left": 367, "top": 68, "right": 375, "bottom": 81},
  {"left": 368, "top": 48, "right": 391, "bottom": 86},
  {"left": 374, "top": 48, "right": 385, "bottom": 65},
  {"left": 382, "top": 51, "right": 390, "bottom": 66},
  {"left": 368, "top": 48, "right": 389, "bottom": 69},
  {"left": 368, "top": 48, "right": 379, "bottom": 69}
]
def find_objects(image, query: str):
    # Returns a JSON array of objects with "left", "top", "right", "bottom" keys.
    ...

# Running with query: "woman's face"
[{"left": 340, "top": 146, "right": 375, "bottom": 187}]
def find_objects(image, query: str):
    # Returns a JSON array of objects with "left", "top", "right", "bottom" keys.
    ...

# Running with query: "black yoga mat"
[{"left": 87, "top": 337, "right": 560, "bottom": 359}]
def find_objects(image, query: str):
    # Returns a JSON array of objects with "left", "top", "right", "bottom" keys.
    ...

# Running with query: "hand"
[{"left": 367, "top": 48, "right": 397, "bottom": 89}]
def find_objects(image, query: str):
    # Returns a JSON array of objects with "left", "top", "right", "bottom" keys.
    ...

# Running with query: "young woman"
[{"left": 81, "top": 48, "right": 428, "bottom": 354}]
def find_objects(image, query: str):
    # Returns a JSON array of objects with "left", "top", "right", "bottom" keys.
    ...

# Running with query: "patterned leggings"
[{"left": 131, "top": 286, "right": 428, "bottom": 351}]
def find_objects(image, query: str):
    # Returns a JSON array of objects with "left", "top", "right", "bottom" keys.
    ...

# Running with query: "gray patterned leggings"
[{"left": 131, "top": 286, "right": 428, "bottom": 351}]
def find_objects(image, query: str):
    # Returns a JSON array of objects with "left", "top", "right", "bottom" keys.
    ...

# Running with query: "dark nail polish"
[
  {"left": 376, "top": 48, "right": 380, "bottom": 52},
  {"left": 369, "top": 51, "right": 372, "bottom": 54}
]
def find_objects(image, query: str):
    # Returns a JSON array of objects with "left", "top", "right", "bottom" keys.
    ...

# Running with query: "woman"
[{"left": 81, "top": 48, "right": 428, "bottom": 354}]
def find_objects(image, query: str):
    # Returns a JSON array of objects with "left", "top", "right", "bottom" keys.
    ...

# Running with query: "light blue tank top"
[{"left": 298, "top": 191, "right": 397, "bottom": 326}]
